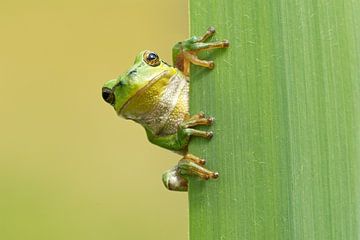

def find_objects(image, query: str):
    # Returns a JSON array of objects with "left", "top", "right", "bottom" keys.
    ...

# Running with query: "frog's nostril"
[{"left": 102, "top": 87, "right": 115, "bottom": 105}]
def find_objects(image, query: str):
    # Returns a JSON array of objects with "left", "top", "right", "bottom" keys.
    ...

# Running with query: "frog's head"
[{"left": 102, "top": 50, "right": 174, "bottom": 115}]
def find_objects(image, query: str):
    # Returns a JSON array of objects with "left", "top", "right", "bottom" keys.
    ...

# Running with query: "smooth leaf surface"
[{"left": 188, "top": 0, "right": 360, "bottom": 239}]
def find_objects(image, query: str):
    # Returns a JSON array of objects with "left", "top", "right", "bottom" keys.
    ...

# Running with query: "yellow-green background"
[{"left": 0, "top": 1, "right": 188, "bottom": 239}]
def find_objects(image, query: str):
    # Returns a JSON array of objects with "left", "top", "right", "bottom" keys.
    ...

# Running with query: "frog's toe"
[
  {"left": 196, "top": 26, "right": 216, "bottom": 43},
  {"left": 206, "top": 131, "right": 214, "bottom": 139},
  {"left": 208, "top": 61, "right": 215, "bottom": 69},
  {"left": 178, "top": 158, "right": 219, "bottom": 180},
  {"left": 183, "top": 153, "right": 206, "bottom": 166},
  {"left": 223, "top": 39, "right": 230, "bottom": 47},
  {"left": 189, "top": 40, "right": 230, "bottom": 52},
  {"left": 183, "top": 113, "right": 214, "bottom": 128},
  {"left": 208, "top": 116, "right": 215, "bottom": 125},
  {"left": 208, "top": 26, "right": 216, "bottom": 34},
  {"left": 197, "top": 111, "right": 205, "bottom": 118},
  {"left": 182, "top": 128, "right": 214, "bottom": 140},
  {"left": 182, "top": 40, "right": 228, "bottom": 69}
]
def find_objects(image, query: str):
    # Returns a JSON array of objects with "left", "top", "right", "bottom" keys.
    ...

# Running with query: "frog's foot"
[
  {"left": 183, "top": 112, "right": 214, "bottom": 128},
  {"left": 183, "top": 153, "right": 206, "bottom": 166},
  {"left": 162, "top": 156, "right": 219, "bottom": 192},
  {"left": 173, "top": 27, "right": 229, "bottom": 76},
  {"left": 180, "top": 112, "right": 214, "bottom": 139},
  {"left": 178, "top": 158, "right": 219, "bottom": 180}
]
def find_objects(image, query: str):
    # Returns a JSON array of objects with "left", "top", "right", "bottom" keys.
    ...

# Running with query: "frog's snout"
[{"left": 102, "top": 87, "right": 115, "bottom": 105}]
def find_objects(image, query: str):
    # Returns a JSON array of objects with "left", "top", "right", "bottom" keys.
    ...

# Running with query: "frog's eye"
[{"left": 144, "top": 51, "right": 160, "bottom": 67}]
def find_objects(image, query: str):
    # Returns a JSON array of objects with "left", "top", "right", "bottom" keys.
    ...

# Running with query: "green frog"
[{"left": 102, "top": 27, "right": 229, "bottom": 191}]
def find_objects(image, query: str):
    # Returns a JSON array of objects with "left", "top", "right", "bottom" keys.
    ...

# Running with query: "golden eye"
[{"left": 144, "top": 51, "right": 160, "bottom": 66}]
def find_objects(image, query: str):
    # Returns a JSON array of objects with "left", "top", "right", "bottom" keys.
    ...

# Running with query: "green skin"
[{"left": 102, "top": 27, "right": 229, "bottom": 191}]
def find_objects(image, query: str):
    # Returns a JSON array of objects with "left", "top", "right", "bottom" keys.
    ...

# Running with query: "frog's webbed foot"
[
  {"left": 180, "top": 112, "right": 214, "bottom": 140},
  {"left": 178, "top": 157, "right": 219, "bottom": 180},
  {"left": 162, "top": 155, "right": 219, "bottom": 192},
  {"left": 173, "top": 27, "right": 229, "bottom": 76}
]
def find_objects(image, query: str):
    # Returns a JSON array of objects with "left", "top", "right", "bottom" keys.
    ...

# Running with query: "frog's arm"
[
  {"left": 145, "top": 112, "right": 214, "bottom": 151},
  {"left": 145, "top": 128, "right": 189, "bottom": 151},
  {"left": 172, "top": 27, "right": 229, "bottom": 76}
]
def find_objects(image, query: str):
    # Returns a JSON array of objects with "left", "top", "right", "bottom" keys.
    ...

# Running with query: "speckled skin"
[
  {"left": 120, "top": 70, "right": 189, "bottom": 137},
  {"left": 102, "top": 27, "right": 229, "bottom": 191}
]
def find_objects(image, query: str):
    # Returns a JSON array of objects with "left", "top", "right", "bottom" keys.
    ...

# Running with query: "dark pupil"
[{"left": 147, "top": 53, "right": 157, "bottom": 61}]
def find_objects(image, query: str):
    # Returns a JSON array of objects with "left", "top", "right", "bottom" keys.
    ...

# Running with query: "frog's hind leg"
[
  {"left": 178, "top": 158, "right": 219, "bottom": 180},
  {"left": 162, "top": 112, "right": 218, "bottom": 191},
  {"left": 162, "top": 156, "right": 218, "bottom": 192},
  {"left": 162, "top": 166, "right": 188, "bottom": 191}
]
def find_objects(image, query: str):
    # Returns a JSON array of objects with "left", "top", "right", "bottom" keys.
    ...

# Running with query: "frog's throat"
[
  {"left": 119, "top": 69, "right": 189, "bottom": 135},
  {"left": 118, "top": 70, "right": 175, "bottom": 116}
]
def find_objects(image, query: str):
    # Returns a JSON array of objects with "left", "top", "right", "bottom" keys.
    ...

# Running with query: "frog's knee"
[{"left": 162, "top": 167, "right": 188, "bottom": 192}]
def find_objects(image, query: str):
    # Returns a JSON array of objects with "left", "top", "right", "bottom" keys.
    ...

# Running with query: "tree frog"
[{"left": 102, "top": 27, "right": 229, "bottom": 191}]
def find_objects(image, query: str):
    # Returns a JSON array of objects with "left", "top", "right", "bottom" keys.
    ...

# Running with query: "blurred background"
[{"left": 0, "top": 0, "right": 188, "bottom": 239}]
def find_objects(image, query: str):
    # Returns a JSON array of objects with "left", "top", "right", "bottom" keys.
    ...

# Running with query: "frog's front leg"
[
  {"left": 180, "top": 112, "right": 214, "bottom": 139},
  {"left": 145, "top": 112, "right": 214, "bottom": 151},
  {"left": 172, "top": 26, "right": 229, "bottom": 76}
]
